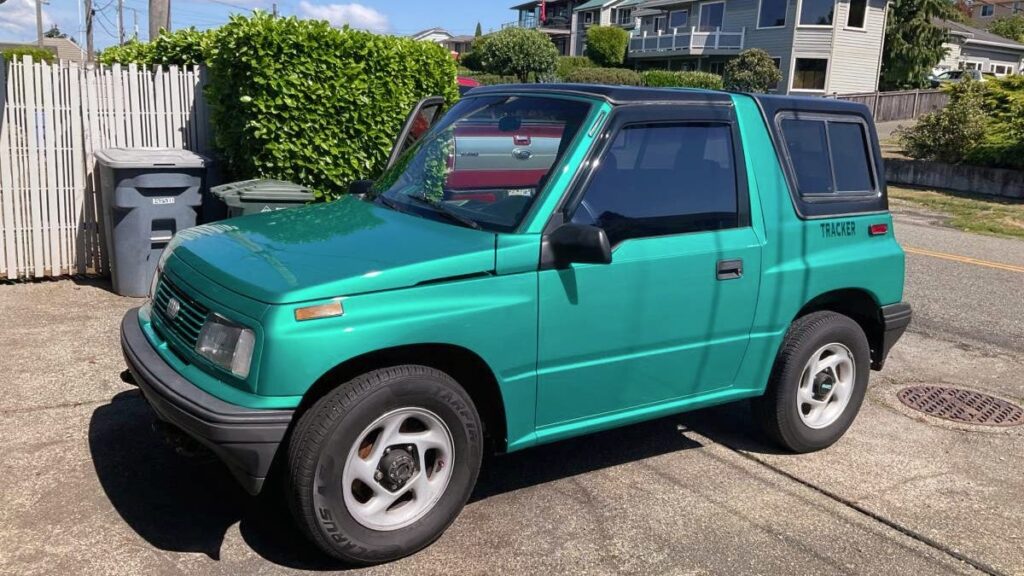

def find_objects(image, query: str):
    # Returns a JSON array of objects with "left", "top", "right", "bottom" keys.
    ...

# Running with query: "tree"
[
  {"left": 479, "top": 27, "right": 558, "bottom": 82},
  {"left": 475, "top": 22, "right": 483, "bottom": 37},
  {"left": 44, "top": 25, "right": 68, "bottom": 39},
  {"left": 881, "top": 0, "right": 955, "bottom": 90},
  {"left": 989, "top": 15, "right": 1024, "bottom": 43},
  {"left": 723, "top": 48, "right": 782, "bottom": 92},
  {"left": 585, "top": 25, "right": 629, "bottom": 67}
]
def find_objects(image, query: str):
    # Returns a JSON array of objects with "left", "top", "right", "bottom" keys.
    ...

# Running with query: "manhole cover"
[{"left": 897, "top": 385, "right": 1024, "bottom": 426}]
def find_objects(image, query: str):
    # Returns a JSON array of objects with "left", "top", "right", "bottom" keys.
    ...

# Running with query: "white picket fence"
[{"left": 0, "top": 56, "right": 211, "bottom": 279}]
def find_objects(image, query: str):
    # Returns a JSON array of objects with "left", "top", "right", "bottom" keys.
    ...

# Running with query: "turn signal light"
[
  {"left": 295, "top": 300, "right": 344, "bottom": 321},
  {"left": 869, "top": 223, "right": 889, "bottom": 236}
]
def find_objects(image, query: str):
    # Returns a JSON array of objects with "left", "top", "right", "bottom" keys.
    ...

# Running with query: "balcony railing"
[
  {"left": 502, "top": 14, "right": 572, "bottom": 30},
  {"left": 629, "top": 27, "right": 746, "bottom": 54}
]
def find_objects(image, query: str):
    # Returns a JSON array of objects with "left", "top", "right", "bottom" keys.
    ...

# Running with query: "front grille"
[{"left": 153, "top": 275, "right": 209, "bottom": 349}]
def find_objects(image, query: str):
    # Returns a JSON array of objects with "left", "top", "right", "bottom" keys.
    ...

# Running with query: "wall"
[
  {"left": 827, "top": 0, "right": 888, "bottom": 94},
  {"left": 886, "top": 159, "right": 1024, "bottom": 199}
]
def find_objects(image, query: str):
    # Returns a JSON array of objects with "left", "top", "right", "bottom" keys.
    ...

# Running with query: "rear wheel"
[
  {"left": 286, "top": 365, "right": 483, "bottom": 565},
  {"left": 752, "top": 311, "right": 870, "bottom": 453}
]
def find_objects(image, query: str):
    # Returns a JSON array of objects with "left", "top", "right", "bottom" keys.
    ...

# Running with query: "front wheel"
[
  {"left": 286, "top": 365, "right": 483, "bottom": 565},
  {"left": 752, "top": 311, "right": 871, "bottom": 453}
]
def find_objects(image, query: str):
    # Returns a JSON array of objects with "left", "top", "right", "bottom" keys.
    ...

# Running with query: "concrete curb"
[{"left": 885, "top": 158, "right": 1024, "bottom": 199}]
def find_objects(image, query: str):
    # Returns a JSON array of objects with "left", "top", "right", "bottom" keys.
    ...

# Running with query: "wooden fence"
[
  {"left": 0, "top": 56, "right": 210, "bottom": 280},
  {"left": 836, "top": 89, "right": 948, "bottom": 122}
]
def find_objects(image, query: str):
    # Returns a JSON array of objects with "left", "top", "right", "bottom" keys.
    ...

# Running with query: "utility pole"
[
  {"left": 36, "top": 0, "right": 44, "bottom": 47},
  {"left": 85, "top": 0, "right": 95, "bottom": 61},
  {"left": 149, "top": 0, "right": 170, "bottom": 40},
  {"left": 118, "top": 0, "right": 125, "bottom": 45}
]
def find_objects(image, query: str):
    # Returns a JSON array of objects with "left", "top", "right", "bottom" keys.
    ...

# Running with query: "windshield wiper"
[{"left": 406, "top": 194, "right": 483, "bottom": 230}]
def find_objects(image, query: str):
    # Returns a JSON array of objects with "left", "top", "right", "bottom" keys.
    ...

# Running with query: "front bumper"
[
  {"left": 120, "top": 307, "right": 293, "bottom": 494},
  {"left": 873, "top": 302, "right": 913, "bottom": 370}
]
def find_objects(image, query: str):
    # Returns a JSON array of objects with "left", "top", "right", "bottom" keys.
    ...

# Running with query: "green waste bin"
[{"left": 211, "top": 179, "right": 314, "bottom": 217}]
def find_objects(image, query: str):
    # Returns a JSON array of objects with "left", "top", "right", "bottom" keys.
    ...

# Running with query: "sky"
[{"left": 0, "top": 0, "right": 521, "bottom": 49}]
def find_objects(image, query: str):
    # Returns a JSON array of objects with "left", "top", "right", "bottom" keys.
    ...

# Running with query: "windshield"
[{"left": 373, "top": 95, "right": 592, "bottom": 232}]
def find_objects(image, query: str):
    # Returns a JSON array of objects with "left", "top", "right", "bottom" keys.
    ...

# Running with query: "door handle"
[{"left": 717, "top": 259, "right": 743, "bottom": 280}]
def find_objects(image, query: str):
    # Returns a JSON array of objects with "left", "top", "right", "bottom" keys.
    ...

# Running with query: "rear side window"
[
  {"left": 780, "top": 116, "right": 877, "bottom": 197},
  {"left": 570, "top": 123, "right": 739, "bottom": 244}
]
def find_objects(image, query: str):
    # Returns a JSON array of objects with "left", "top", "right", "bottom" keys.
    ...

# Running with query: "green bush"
[
  {"left": 462, "top": 73, "right": 518, "bottom": 85},
  {"left": 585, "top": 26, "right": 629, "bottom": 67},
  {"left": 1, "top": 47, "right": 55, "bottom": 64},
  {"left": 964, "top": 76, "right": 1024, "bottom": 169},
  {"left": 205, "top": 12, "right": 459, "bottom": 200},
  {"left": 459, "top": 35, "right": 489, "bottom": 71},
  {"left": 896, "top": 80, "right": 987, "bottom": 163},
  {"left": 555, "top": 56, "right": 595, "bottom": 80},
  {"left": 479, "top": 27, "right": 558, "bottom": 82},
  {"left": 564, "top": 67, "right": 641, "bottom": 86},
  {"left": 99, "top": 27, "right": 212, "bottom": 66},
  {"left": 988, "top": 14, "right": 1024, "bottom": 43},
  {"left": 640, "top": 70, "right": 723, "bottom": 89},
  {"left": 723, "top": 49, "right": 782, "bottom": 93}
]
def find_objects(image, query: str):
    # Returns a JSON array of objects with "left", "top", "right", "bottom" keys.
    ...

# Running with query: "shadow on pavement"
[{"left": 89, "top": 390, "right": 780, "bottom": 570}]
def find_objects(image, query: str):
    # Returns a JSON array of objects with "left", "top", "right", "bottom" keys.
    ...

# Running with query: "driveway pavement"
[{"left": 1, "top": 206, "right": 1021, "bottom": 575}]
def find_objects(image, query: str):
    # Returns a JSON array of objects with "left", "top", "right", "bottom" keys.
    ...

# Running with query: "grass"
[{"left": 889, "top": 186, "right": 1024, "bottom": 239}]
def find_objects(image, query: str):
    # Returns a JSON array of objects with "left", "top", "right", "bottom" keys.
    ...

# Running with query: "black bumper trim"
[
  {"left": 120, "top": 307, "right": 293, "bottom": 494},
  {"left": 873, "top": 302, "right": 912, "bottom": 370}
]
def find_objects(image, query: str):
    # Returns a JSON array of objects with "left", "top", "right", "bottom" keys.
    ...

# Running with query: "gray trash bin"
[
  {"left": 96, "top": 148, "right": 209, "bottom": 297},
  {"left": 210, "top": 179, "right": 314, "bottom": 218}
]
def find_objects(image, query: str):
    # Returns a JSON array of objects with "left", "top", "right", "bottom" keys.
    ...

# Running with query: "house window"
[
  {"left": 707, "top": 61, "right": 726, "bottom": 75},
  {"left": 981, "top": 5, "right": 994, "bottom": 16},
  {"left": 654, "top": 15, "right": 666, "bottom": 33},
  {"left": 964, "top": 61, "right": 981, "bottom": 70},
  {"left": 799, "top": 0, "right": 835, "bottom": 26},
  {"left": 584, "top": 11, "right": 594, "bottom": 24},
  {"left": 617, "top": 8, "right": 633, "bottom": 24},
  {"left": 992, "top": 63, "right": 1013, "bottom": 75},
  {"left": 847, "top": 0, "right": 867, "bottom": 28},
  {"left": 669, "top": 9, "right": 689, "bottom": 29},
  {"left": 758, "top": 0, "right": 788, "bottom": 28},
  {"left": 771, "top": 57, "right": 782, "bottom": 68},
  {"left": 698, "top": 1, "right": 726, "bottom": 31},
  {"left": 792, "top": 58, "right": 828, "bottom": 90}
]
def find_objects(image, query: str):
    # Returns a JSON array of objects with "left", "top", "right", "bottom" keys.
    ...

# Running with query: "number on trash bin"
[{"left": 152, "top": 197, "right": 175, "bottom": 205}]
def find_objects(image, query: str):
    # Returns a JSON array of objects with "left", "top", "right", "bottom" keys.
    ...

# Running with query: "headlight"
[{"left": 195, "top": 314, "right": 256, "bottom": 378}]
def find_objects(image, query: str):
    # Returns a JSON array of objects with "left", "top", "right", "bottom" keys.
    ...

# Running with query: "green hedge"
[
  {"left": 585, "top": 26, "right": 629, "bottom": 67},
  {"left": 564, "top": 67, "right": 641, "bottom": 86},
  {"left": 555, "top": 55, "right": 595, "bottom": 80},
  {"left": 462, "top": 73, "right": 519, "bottom": 85},
  {"left": 98, "top": 28, "right": 212, "bottom": 66},
  {"left": 640, "top": 70, "right": 723, "bottom": 89},
  {"left": 203, "top": 13, "right": 458, "bottom": 200},
  {"left": 1, "top": 47, "right": 55, "bottom": 64}
]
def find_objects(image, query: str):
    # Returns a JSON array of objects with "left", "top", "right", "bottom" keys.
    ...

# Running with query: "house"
[
  {"left": 966, "top": 0, "right": 1022, "bottom": 26},
  {"left": 443, "top": 35, "right": 478, "bottom": 57},
  {"left": 510, "top": 0, "right": 890, "bottom": 94},
  {"left": 935, "top": 18, "right": 1024, "bottom": 76},
  {"left": 0, "top": 37, "right": 85, "bottom": 63},
  {"left": 410, "top": 27, "right": 455, "bottom": 43}
]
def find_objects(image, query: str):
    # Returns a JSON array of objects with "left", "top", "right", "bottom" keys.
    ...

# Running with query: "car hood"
[{"left": 171, "top": 197, "right": 497, "bottom": 304}]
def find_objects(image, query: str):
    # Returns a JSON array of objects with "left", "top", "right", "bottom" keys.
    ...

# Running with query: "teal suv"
[{"left": 121, "top": 84, "right": 911, "bottom": 564}]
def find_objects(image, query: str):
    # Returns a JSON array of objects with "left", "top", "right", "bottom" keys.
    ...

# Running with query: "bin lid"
[
  {"left": 211, "top": 178, "right": 314, "bottom": 201},
  {"left": 95, "top": 148, "right": 209, "bottom": 169}
]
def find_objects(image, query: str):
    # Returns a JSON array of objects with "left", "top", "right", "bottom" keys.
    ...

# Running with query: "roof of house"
[
  {"left": 0, "top": 37, "right": 85, "bottom": 62},
  {"left": 935, "top": 18, "right": 1024, "bottom": 52},
  {"left": 409, "top": 27, "right": 453, "bottom": 41},
  {"left": 510, "top": 0, "right": 572, "bottom": 10},
  {"left": 444, "top": 35, "right": 477, "bottom": 43},
  {"left": 574, "top": 0, "right": 614, "bottom": 11}
]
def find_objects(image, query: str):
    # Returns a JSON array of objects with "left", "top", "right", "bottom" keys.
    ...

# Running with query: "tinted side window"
[
  {"left": 571, "top": 123, "right": 739, "bottom": 245},
  {"left": 780, "top": 117, "right": 876, "bottom": 197}
]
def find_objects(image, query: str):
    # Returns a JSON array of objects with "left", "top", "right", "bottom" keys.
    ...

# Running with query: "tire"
[
  {"left": 752, "top": 311, "right": 871, "bottom": 453},
  {"left": 286, "top": 365, "right": 483, "bottom": 565}
]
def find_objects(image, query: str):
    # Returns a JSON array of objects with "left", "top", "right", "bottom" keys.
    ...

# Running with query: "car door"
[
  {"left": 387, "top": 96, "right": 446, "bottom": 168},
  {"left": 535, "top": 105, "right": 763, "bottom": 427}
]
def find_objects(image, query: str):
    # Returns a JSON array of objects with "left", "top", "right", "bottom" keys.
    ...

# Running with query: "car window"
[
  {"left": 779, "top": 116, "right": 877, "bottom": 197},
  {"left": 570, "top": 123, "right": 739, "bottom": 245}
]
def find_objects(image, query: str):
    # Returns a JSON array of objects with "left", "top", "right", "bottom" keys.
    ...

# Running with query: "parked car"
[
  {"left": 456, "top": 75, "right": 481, "bottom": 96},
  {"left": 929, "top": 69, "right": 996, "bottom": 87},
  {"left": 121, "top": 84, "right": 911, "bottom": 565}
]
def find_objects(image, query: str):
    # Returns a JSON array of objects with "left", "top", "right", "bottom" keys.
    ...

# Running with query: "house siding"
[
  {"left": 958, "top": 45, "right": 1024, "bottom": 72},
  {"left": 828, "top": 0, "right": 888, "bottom": 93}
]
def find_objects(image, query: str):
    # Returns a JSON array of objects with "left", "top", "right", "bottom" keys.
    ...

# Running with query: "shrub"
[
  {"left": 988, "top": 14, "right": 1024, "bottom": 43},
  {"left": 479, "top": 27, "right": 558, "bottom": 82},
  {"left": 896, "top": 80, "right": 987, "bottom": 163},
  {"left": 99, "top": 27, "right": 212, "bottom": 66},
  {"left": 462, "top": 73, "right": 518, "bottom": 85},
  {"left": 585, "top": 26, "right": 630, "bottom": 67},
  {"left": 564, "top": 67, "right": 641, "bottom": 86},
  {"left": 555, "top": 55, "right": 595, "bottom": 80},
  {"left": 459, "top": 35, "right": 489, "bottom": 71},
  {"left": 1, "top": 47, "right": 55, "bottom": 64},
  {"left": 723, "top": 49, "right": 782, "bottom": 93},
  {"left": 205, "top": 12, "right": 459, "bottom": 199},
  {"left": 640, "top": 70, "right": 724, "bottom": 89}
]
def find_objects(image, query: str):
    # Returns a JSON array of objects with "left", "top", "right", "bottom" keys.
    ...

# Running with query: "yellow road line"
[{"left": 904, "top": 246, "right": 1024, "bottom": 274}]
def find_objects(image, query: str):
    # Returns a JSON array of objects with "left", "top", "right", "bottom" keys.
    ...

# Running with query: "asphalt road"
[{"left": 0, "top": 205, "right": 1021, "bottom": 575}]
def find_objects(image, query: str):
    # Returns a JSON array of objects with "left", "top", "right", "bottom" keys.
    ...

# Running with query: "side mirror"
[
  {"left": 348, "top": 179, "right": 375, "bottom": 198},
  {"left": 547, "top": 223, "right": 612, "bottom": 267}
]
